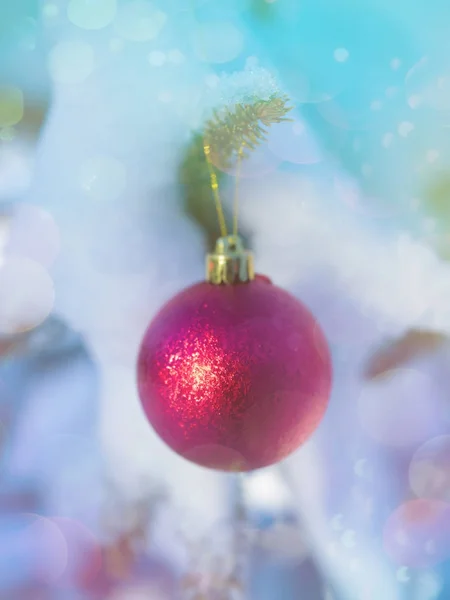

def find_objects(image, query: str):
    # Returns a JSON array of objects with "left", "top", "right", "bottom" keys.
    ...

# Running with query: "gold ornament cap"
[{"left": 206, "top": 235, "right": 255, "bottom": 285}]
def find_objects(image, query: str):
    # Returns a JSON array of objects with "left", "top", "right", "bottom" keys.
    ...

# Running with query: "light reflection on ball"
[
  {"left": 193, "top": 21, "right": 244, "bottom": 64},
  {"left": 358, "top": 368, "right": 445, "bottom": 447},
  {"left": 383, "top": 499, "right": 450, "bottom": 567},
  {"left": 5, "top": 203, "right": 60, "bottom": 268},
  {"left": 48, "top": 41, "right": 95, "bottom": 84},
  {"left": 79, "top": 155, "right": 127, "bottom": 202},
  {"left": 114, "top": 1, "right": 167, "bottom": 42},
  {"left": 409, "top": 435, "right": 450, "bottom": 502},
  {"left": 0, "top": 257, "right": 54, "bottom": 335},
  {"left": 68, "top": 0, "right": 117, "bottom": 30}
]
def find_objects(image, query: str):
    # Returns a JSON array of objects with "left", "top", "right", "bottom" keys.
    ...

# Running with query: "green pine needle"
[
  {"left": 204, "top": 94, "right": 293, "bottom": 168},
  {"left": 179, "top": 93, "right": 293, "bottom": 249}
]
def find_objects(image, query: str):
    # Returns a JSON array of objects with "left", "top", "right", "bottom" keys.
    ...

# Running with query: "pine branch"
[
  {"left": 179, "top": 94, "right": 293, "bottom": 249},
  {"left": 204, "top": 94, "right": 293, "bottom": 168}
]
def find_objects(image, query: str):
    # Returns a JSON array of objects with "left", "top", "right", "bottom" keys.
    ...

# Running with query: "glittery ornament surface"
[{"left": 137, "top": 276, "right": 332, "bottom": 471}]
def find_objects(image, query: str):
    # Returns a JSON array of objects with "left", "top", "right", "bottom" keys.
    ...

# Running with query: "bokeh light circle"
[
  {"left": 334, "top": 48, "right": 350, "bottom": 63},
  {"left": 51, "top": 517, "right": 102, "bottom": 589},
  {"left": 43, "top": 3, "right": 59, "bottom": 18},
  {"left": 5, "top": 203, "right": 60, "bottom": 268},
  {"left": 406, "top": 56, "right": 450, "bottom": 112},
  {"left": 383, "top": 499, "right": 450, "bottom": 567},
  {"left": 0, "top": 513, "right": 68, "bottom": 585},
  {"left": 0, "top": 257, "right": 54, "bottom": 335},
  {"left": 0, "top": 86, "right": 24, "bottom": 128},
  {"left": 358, "top": 368, "right": 445, "bottom": 447},
  {"left": 48, "top": 41, "right": 95, "bottom": 84},
  {"left": 114, "top": 1, "right": 167, "bottom": 42},
  {"left": 28, "top": 514, "right": 69, "bottom": 583},
  {"left": 68, "top": 0, "right": 117, "bottom": 30},
  {"left": 79, "top": 155, "right": 127, "bottom": 202},
  {"left": 267, "top": 120, "right": 322, "bottom": 165},
  {"left": 409, "top": 435, "right": 450, "bottom": 502},
  {"left": 193, "top": 22, "right": 244, "bottom": 64}
]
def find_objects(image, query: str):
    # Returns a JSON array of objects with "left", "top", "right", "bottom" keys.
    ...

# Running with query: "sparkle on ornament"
[{"left": 334, "top": 48, "right": 349, "bottom": 63}]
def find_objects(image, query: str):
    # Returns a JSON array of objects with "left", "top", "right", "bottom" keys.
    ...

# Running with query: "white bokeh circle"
[
  {"left": 193, "top": 21, "right": 244, "bottom": 64},
  {"left": 114, "top": 1, "right": 167, "bottom": 42},
  {"left": 68, "top": 0, "right": 117, "bottom": 30},
  {"left": 0, "top": 257, "right": 54, "bottom": 335},
  {"left": 51, "top": 516, "right": 103, "bottom": 588},
  {"left": 409, "top": 436, "right": 450, "bottom": 502},
  {"left": 1, "top": 513, "right": 68, "bottom": 584},
  {"left": 48, "top": 40, "right": 95, "bottom": 85},
  {"left": 406, "top": 56, "right": 450, "bottom": 113},
  {"left": 5, "top": 203, "right": 60, "bottom": 268},
  {"left": 267, "top": 120, "right": 322, "bottom": 165}
]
